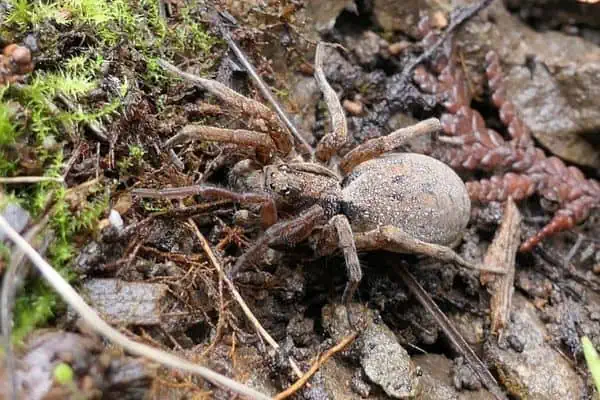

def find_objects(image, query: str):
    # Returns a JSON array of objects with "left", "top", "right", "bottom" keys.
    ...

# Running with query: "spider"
[{"left": 134, "top": 42, "right": 503, "bottom": 305}]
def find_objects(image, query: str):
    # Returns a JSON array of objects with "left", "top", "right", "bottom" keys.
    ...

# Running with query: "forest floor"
[{"left": 1, "top": 0, "right": 600, "bottom": 399}]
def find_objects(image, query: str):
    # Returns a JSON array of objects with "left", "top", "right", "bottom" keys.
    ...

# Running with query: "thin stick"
[
  {"left": 0, "top": 176, "right": 65, "bottom": 184},
  {"left": 188, "top": 220, "right": 305, "bottom": 379},
  {"left": 273, "top": 331, "right": 358, "bottom": 400},
  {"left": 1, "top": 213, "right": 51, "bottom": 400},
  {"left": 217, "top": 20, "right": 314, "bottom": 156},
  {"left": 0, "top": 215, "right": 270, "bottom": 400},
  {"left": 394, "top": 266, "right": 507, "bottom": 400}
]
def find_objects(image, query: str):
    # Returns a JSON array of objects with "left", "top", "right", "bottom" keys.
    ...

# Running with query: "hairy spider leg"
[
  {"left": 313, "top": 42, "right": 348, "bottom": 162},
  {"left": 133, "top": 185, "right": 277, "bottom": 227},
  {"left": 338, "top": 118, "right": 441, "bottom": 175},
  {"left": 158, "top": 59, "right": 294, "bottom": 157},
  {"left": 353, "top": 225, "right": 506, "bottom": 274}
]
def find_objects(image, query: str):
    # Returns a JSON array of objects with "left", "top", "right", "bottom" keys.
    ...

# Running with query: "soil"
[{"left": 2, "top": 0, "right": 600, "bottom": 399}]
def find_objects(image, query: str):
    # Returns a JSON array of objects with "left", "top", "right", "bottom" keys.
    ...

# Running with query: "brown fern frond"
[
  {"left": 414, "top": 33, "right": 600, "bottom": 251},
  {"left": 467, "top": 173, "right": 535, "bottom": 202}
]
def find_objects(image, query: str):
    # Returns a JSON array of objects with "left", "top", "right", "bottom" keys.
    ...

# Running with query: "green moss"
[
  {"left": 2, "top": 0, "right": 220, "bottom": 342},
  {"left": 12, "top": 281, "right": 58, "bottom": 341},
  {"left": 5, "top": 0, "right": 219, "bottom": 59},
  {"left": 0, "top": 99, "right": 19, "bottom": 175},
  {"left": 117, "top": 144, "right": 145, "bottom": 174}
]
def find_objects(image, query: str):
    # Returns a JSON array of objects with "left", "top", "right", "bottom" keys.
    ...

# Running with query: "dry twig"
[
  {"left": 273, "top": 332, "right": 358, "bottom": 400},
  {"left": 0, "top": 215, "right": 270, "bottom": 400},
  {"left": 187, "top": 219, "right": 305, "bottom": 379},
  {"left": 394, "top": 265, "right": 507, "bottom": 400}
]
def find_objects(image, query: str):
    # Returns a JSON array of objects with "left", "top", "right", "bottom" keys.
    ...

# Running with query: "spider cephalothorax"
[{"left": 135, "top": 43, "right": 503, "bottom": 305}]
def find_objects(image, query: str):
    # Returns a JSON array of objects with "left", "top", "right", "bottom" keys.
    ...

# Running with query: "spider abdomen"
[{"left": 341, "top": 153, "right": 471, "bottom": 246}]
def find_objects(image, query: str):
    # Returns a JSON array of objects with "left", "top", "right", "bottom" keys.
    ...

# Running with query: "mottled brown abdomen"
[{"left": 342, "top": 153, "right": 471, "bottom": 246}]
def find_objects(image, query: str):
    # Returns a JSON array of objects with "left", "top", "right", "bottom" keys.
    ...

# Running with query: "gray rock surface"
[
  {"left": 413, "top": 354, "right": 495, "bottom": 400},
  {"left": 322, "top": 304, "right": 421, "bottom": 398},
  {"left": 484, "top": 294, "right": 585, "bottom": 399}
]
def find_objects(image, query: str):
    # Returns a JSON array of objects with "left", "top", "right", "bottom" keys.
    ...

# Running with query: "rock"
[
  {"left": 373, "top": 0, "right": 446, "bottom": 38},
  {"left": 0, "top": 201, "right": 30, "bottom": 241},
  {"left": 413, "top": 354, "right": 496, "bottom": 400},
  {"left": 82, "top": 279, "right": 168, "bottom": 326},
  {"left": 322, "top": 304, "right": 421, "bottom": 398},
  {"left": 484, "top": 294, "right": 585, "bottom": 399},
  {"left": 305, "top": 0, "right": 357, "bottom": 32},
  {"left": 320, "top": 354, "right": 379, "bottom": 399}
]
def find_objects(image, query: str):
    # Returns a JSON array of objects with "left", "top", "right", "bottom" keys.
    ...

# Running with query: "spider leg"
[
  {"left": 314, "top": 42, "right": 348, "bottom": 162},
  {"left": 165, "top": 125, "right": 276, "bottom": 162},
  {"left": 338, "top": 118, "right": 441, "bottom": 175},
  {"left": 228, "top": 204, "right": 326, "bottom": 278},
  {"left": 165, "top": 125, "right": 276, "bottom": 150},
  {"left": 354, "top": 225, "right": 506, "bottom": 274},
  {"left": 329, "top": 215, "right": 362, "bottom": 306},
  {"left": 158, "top": 59, "right": 294, "bottom": 156},
  {"left": 133, "top": 185, "right": 278, "bottom": 227}
]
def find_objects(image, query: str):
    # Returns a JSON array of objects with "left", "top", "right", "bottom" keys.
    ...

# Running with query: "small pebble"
[
  {"left": 109, "top": 209, "right": 124, "bottom": 231},
  {"left": 388, "top": 41, "right": 410, "bottom": 56},
  {"left": 343, "top": 99, "right": 363, "bottom": 115},
  {"left": 430, "top": 11, "right": 448, "bottom": 29}
]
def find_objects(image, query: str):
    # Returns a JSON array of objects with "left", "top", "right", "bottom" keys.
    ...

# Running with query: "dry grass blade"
[
  {"left": 394, "top": 265, "right": 507, "bottom": 400},
  {"left": 480, "top": 198, "right": 521, "bottom": 336},
  {"left": 273, "top": 331, "right": 358, "bottom": 400},
  {"left": 0, "top": 176, "right": 65, "bottom": 184},
  {"left": 0, "top": 215, "right": 270, "bottom": 400},
  {"left": 188, "top": 220, "right": 305, "bottom": 379},
  {"left": 217, "top": 22, "right": 314, "bottom": 155}
]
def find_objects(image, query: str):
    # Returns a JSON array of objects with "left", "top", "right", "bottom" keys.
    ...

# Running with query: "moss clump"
[
  {"left": 1, "top": 0, "right": 220, "bottom": 341},
  {"left": 10, "top": 183, "right": 108, "bottom": 343}
]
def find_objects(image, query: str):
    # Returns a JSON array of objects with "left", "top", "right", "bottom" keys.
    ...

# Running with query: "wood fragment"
[{"left": 480, "top": 198, "right": 521, "bottom": 336}]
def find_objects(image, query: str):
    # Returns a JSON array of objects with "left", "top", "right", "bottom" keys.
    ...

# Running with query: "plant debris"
[{"left": 2, "top": 0, "right": 600, "bottom": 398}]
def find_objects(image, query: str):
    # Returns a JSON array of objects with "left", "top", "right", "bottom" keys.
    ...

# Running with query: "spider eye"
[
  {"left": 279, "top": 165, "right": 289, "bottom": 172},
  {"left": 281, "top": 188, "right": 291, "bottom": 195}
]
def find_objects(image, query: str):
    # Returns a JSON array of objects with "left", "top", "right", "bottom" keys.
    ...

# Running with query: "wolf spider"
[{"left": 135, "top": 43, "right": 503, "bottom": 305}]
